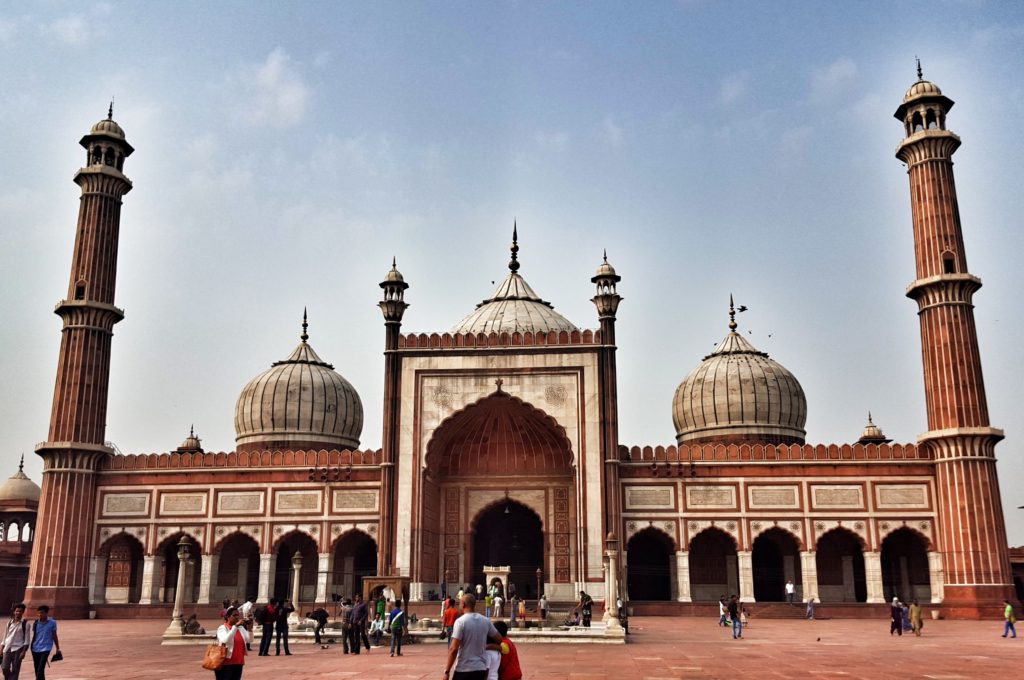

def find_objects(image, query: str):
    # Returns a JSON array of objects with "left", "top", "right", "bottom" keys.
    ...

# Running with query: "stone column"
[
  {"left": 737, "top": 551, "right": 754, "bottom": 602},
  {"left": 675, "top": 551, "right": 691, "bottom": 602},
  {"left": 315, "top": 552, "right": 330, "bottom": 604},
  {"left": 800, "top": 551, "right": 818, "bottom": 602},
  {"left": 620, "top": 552, "right": 629, "bottom": 601},
  {"left": 927, "top": 551, "right": 945, "bottom": 604},
  {"left": 841, "top": 556, "right": 856, "bottom": 602},
  {"left": 604, "top": 534, "right": 622, "bottom": 631},
  {"left": 88, "top": 556, "right": 107, "bottom": 605},
  {"left": 140, "top": 555, "right": 161, "bottom": 605},
  {"left": 864, "top": 551, "right": 885, "bottom": 603},
  {"left": 197, "top": 553, "right": 216, "bottom": 604},
  {"left": 668, "top": 552, "right": 678, "bottom": 601},
  {"left": 163, "top": 538, "right": 191, "bottom": 637},
  {"left": 289, "top": 551, "right": 302, "bottom": 624},
  {"left": 257, "top": 554, "right": 273, "bottom": 602}
]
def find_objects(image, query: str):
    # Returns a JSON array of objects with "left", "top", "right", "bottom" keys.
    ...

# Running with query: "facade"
[{"left": 23, "top": 74, "right": 1014, "bottom": 619}]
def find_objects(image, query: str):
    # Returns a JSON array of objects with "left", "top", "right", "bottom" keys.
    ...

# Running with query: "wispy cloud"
[
  {"left": 42, "top": 15, "right": 92, "bottom": 45},
  {"left": 602, "top": 115, "right": 624, "bottom": 147},
  {"left": 718, "top": 71, "right": 749, "bottom": 106},
  {"left": 235, "top": 48, "right": 311, "bottom": 128},
  {"left": 809, "top": 57, "right": 858, "bottom": 105}
]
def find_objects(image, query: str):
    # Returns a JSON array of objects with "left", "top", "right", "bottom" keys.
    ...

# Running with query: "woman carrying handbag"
[{"left": 207, "top": 607, "right": 249, "bottom": 680}]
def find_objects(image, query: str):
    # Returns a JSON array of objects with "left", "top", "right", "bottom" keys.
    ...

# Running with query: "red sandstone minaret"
[
  {"left": 24, "top": 108, "right": 133, "bottom": 616},
  {"left": 895, "top": 64, "right": 1012, "bottom": 614}
]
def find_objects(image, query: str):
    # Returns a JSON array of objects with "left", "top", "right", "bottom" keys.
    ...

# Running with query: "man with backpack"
[
  {"left": 1, "top": 603, "right": 30, "bottom": 680},
  {"left": 256, "top": 599, "right": 276, "bottom": 656}
]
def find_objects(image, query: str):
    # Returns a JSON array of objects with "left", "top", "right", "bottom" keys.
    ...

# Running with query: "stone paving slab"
[{"left": 40, "top": 616, "right": 1022, "bottom": 679}]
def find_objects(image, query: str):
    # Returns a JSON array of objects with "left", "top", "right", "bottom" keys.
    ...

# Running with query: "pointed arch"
[
  {"left": 626, "top": 527, "right": 674, "bottom": 601},
  {"left": 815, "top": 527, "right": 866, "bottom": 602}
]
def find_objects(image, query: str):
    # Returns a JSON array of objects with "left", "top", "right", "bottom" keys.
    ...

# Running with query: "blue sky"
[{"left": 2, "top": 1, "right": 1023, "bottom": 542}]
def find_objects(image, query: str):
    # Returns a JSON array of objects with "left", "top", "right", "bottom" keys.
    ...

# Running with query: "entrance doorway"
[
  {"left": 627, "top": 528, "right": 673, "bottom": 600},
  {"left": 688, "top": 528, "right": 738, "bottom": 601},
  {"left": 752, "top": 528, "right": 801, "bottom": 602},
  {"left": 881, "top": 528, "right": 931, "bottom": 602},
  {"left": 471, "top": 501, "right": 543, "bottom": 598}
]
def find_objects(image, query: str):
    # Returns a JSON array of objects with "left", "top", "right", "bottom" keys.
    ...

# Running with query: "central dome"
[
  {"left": 452, "top": 226, "right": 579, "bottom": 334},
  {"left": 234, "top": 314, "right": 363, "bottom": 451},
  {"left": 672, "top": 304, "right": 807, "bottom": 445}
]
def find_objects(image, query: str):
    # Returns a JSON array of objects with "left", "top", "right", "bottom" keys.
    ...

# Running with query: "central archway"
[
  {"left": 627, "top": 528, "right": 673, "bottom": 601},
  {"left": 752, "top": 528, "right": 802, "bottom": 602},
  {"left": 471, "top": 500, "right": 543, "bottom": 598}
]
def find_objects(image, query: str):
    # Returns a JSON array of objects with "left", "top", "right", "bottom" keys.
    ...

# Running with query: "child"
[{"left": 493, "top": 621, "right": 522, "bottom": 680}]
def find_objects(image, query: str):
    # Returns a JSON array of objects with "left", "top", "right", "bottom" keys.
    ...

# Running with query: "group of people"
[
  {"left": 888, "top": 597, "right": 924, "bottom": 637},
  {"left": 717, "top": 595, "right": 747, "bottom": 639},
  {"left": 0, "top": 604, "right": 60, "bottom": 680},
  {"left": 443, "top": 594, "right": 522, "bottom": 680}
]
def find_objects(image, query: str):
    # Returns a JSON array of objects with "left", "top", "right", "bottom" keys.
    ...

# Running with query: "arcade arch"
[
  {"left": 752, "top": 527, "right": 802, "bottom": 602},
  {"left": 815, "top": 528, "right": 866, "bottom": 603},
  {"left": 470, "top": 500, "right": 544, "bottom": 599},
  {"left": 688, "top": 528, "right": 738, "bottom": 601},
  {"left": 100, "top": 533, "right": 144, "bottom": 604},
  {"left": 626, "top": 527, "right": 673, "bottom": 601},
  {"left": 881, "top": 527, "right": 931, "bottom": 602},
  {"left": 214, "top": 532, "right": 260, "bottom": 603},
  {"left": 273, "top": 531, "right": 318, "bottom": 603},
  {"left": 156, "top": 532, "right": 201, "bottom": 604},
  {"left": 332, "top": 530, "right": 377, "bottom": 599}
]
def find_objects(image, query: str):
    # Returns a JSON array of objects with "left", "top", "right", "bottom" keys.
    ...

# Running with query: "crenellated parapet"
[
  {"left": 398, "top": 328, "right": 601, "bottom": 350},
  {"left": 618, "top": 442, "right": 925, "bottom": 463},
  {"left": 100, "top": 448, "right": 384, "bottom": 471}
]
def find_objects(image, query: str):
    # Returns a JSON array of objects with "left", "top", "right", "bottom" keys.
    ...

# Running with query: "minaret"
[
  {"left": 378, "top": 257, "right": 409, "bottom": 575},
  {"left": 894, "top": 65, "right": 1011, "bottom": 613},
  {"left": 25, "top": 107, "right": 133, "bottom": 616}
]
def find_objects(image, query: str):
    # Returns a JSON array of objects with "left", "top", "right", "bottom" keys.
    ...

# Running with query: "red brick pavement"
[{"left": 38, "top": 616, "right": 1022, "bottom": 679}]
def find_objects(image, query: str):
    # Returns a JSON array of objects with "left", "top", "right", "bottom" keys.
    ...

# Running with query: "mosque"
[{"left": 18, "top": 73, "right": 1016, "bottom": 619}]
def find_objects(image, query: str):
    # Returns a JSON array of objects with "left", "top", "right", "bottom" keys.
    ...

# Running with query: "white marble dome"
[
  {"left": 452, "top": 271, "right": 579, "bottom": 335},
  {"left": 672, "top": 324, "right": 807, "bottom": 445},
  {"left": 0, "top": 460, "right": 40, "bottom": 503},
  {"left": 904, "top": 79, "right": 942, "bottom": 102},
  {"left": 234, "top": 325, "right": 363, "bottom": 450}
]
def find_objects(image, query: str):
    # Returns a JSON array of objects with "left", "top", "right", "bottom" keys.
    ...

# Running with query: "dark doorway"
[
  {"left": 332, "top": 531, "right": 378, "bottom": 599},
  {"left": 752, "top": 528, "right": 801, "bottom": 602},
  {"left": 216, "top": 532, "right": 260, "bottom": 602},
  {"left": 815, "top": 529, "right": 866, "bottom": 602},
  {"left": 273, "top": 532, "right": 318, "bottom": 603},
  {"left": 471, "top": 501, "right": 543, "bottom": 598},
  {"left": 881, "top": 528, "right": 930, "bottom": 602},
  {"left": 688, "top": 528, "right": 738, "bottom": 601},
  {"left": 627, "top": 528, "right": 673, "bottom": 600},
  {"left": 158, "top": 534, "right": 200, "bottom": 604}
]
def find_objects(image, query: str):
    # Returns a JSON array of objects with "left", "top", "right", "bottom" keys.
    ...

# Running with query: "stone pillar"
[
  {"left": 164, "top": 538, "right": 191, "bottom": 637},
  {"left": 257, "top": 554, "right": 273, "bottom": 602},
  {"left": 864, "top": 551, "right": 884, "bottom": 603},
  {"left": 668, "top": 553, "right": 678, "bottom": 601},
  {"left": 675, "top": 551, "right": 691, "bottom": 602},
  {"left": 140, "top": 555, "right": 161, "bottom": 605},
  {"left": 604, "top": 535, "right": 622, "bottom": 631},
  {"left": 927, "top": 551, "right": 945, "bottom": 604},
  {"left": 737, "top": 551, "right": 754, "bottom": 602},
  {"left": 315, "top": 552, "right": 330, "bottom": 604},
  {"left": 800, "top": 551, "right": 818, "bottom": 602},
  {"left": 88, "top": 556, "right": 107, "bottom": 605},
  {"left": 197, "top": 553, "right": 216, "bottom": 604},
  {"left": 726, "top": 555, "right": 739, "bottom": 596},
  {"left": 289, "top": 551, "right": 302, "bottom": 624},
  {"left": 841, "top": 556, "right": 856, "bottom": 602},
  {"left": 620, "top": 552, "right": 629, "bottom": 601}
]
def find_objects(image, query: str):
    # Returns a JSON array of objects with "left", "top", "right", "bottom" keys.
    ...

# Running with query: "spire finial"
[
  {"left": 189, "top": 424, "right": 195, "bottom": 437},
  {"left": 301, "top": 307, "right": 309, "bottom": 343},
  {"left": 18, "top": 454, "right": 24, "bottom": 472},
  {"left": 509, "top": 220, "right": 520, "bottom": 273},
  {"left": 108, "top": 98, "right": 114, "bottom": 120},
  {"left": 603, "top": 248, "right": 608, "bottom": 263},
  {"left": 916, "top": 57, "right": 923, "bottom": 81},
  {"left": 391, "top": 255, "right": 396, "bottom": 269},
  {"left": 728, "top": 294, "right": 737, "bottom": 332},
  {"left": 867, "top": 411, "right": 874, "bottom": 424}
]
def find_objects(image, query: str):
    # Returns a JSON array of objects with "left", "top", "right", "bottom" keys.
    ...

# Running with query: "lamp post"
[
  {"left": 535, "top": 567, "right": 543, "bottom": 612},
  {"left": 163, "top": 537, "right": 191, "bottom": 637},
  {"left": 289, "top": 550, "right": 303, "bottom": 625}
]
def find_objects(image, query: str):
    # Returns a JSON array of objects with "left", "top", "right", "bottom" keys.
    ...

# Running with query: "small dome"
[
  {"left": 904, "top": 79, "right": 942, "bottom": 102},
  {"left": 90, "top": 117, "right": 126, "bottom": 139},
  {"left": 452, "top": 272, "right": 579, "bottom": 334},
  {"left": 672, "top": 315, "right": 807, "bottom": 445},
  {"left": 593, "top": 252, "right": 619, "bottom": 280},
  {"left": 0, "top": 459, "right": 40, "bottom": 503},
  {"left": 176, "top": 426, "right": 204, "bottom": 453},
  {"left": 858, "top": 412, "right": 890, "bottom": 444},
  {"left": 382, "top": 259, "right": 406, "bottom": 285},
  {"left": 234, "top": 320, "right": 363, "bottom": 451}
]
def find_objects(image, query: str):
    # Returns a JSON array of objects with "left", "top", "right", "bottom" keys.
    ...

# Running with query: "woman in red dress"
[{"left": 215, "top": 607, "right": 250, "bottom": 680}]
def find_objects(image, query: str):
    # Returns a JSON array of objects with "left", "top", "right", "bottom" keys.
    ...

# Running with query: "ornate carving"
[
  {"left": 544, "top": 385, "right": 567, "bottom": 407},
  {"left": 433, "top": 384, "right": 454, "bottom": 410}
]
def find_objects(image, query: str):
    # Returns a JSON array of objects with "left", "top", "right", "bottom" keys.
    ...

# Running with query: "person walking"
[
  {"left": 806, "top": 597, "right": 815, "bottom": 621},
  {"left": 728, "top": 595, "right": 742, "bottom": 639},
  {"left": 1002, "top": 600, "right": 1017, "bottom": 638},
  {"left": 493, "top": 621, "right": 522, "bottom": 680},
  {"left": 492, "top": 594, "right": 503, "bottom": 619},
  {"left": 718, "top": 596, "right": 728, "bottom": 627},
  {"left": 443, "top": 594, "right": 503, "bottom": 680},
  {"left": 274, "top": 599, "right": 293, "bottom": 655},
  {"left": 339, "top": 598, "right": 353, "bottom": 654},
  {"left": 389, "top": 601, "right": 406, "bottom": 657},
  {"left": 239, "top": 598, "right": 255, "bottom": 651},
  {"left": 29, "top": 606, "right": 59, "bottom": 680},
  {"left": 889, "top": 597, "right": 903, "bottom": 637},
  {"left": 443, "top": 599, "right": 459, "bottom": 648},
  {"left": 256, "top": 599, "right": 276, "bottom": 656},
  {"left": 215, "top": 607, "right": 250, "bottom": 680},
  {"left": 1, "top": 603, "right": 30, "bottom": 680},
  {"left": 785, "top": 580, "right": 795, "bottom": 604},
  {"left": 350, "top": 593, "right": 371, "bottom": 654},
  {"left": 909, "top": 600, "right": 923, "bottom": 636},
  {"left": 538, "top": 594, "right": 548, "bottom": 621}
]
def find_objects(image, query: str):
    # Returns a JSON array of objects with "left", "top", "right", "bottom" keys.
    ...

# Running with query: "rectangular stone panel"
[
  {"left": 159, "top": 493, "right": 207, "bottom": 515},
  {"left": 685, "top": 485, "right": 736, "bottom": 509},
  {"left": 624, "top": 486, "right": 675, "bottom": 510},
  {"left": 217, "top": 491, "right": 264, "bottom": 515},
  {"left": 102, "top": 493, "right": 150, "bottom": 517},
  {"left": 275, "top": 490, "right": 322, "bottom": 513},
  {"left": 875, "top": 484, "right": 929, "bottom": 509},
  {"left": 748, "top": 485, "right": 800, "bottom": 509},
  {"left": 332, "top": 489, "right": 379, "bottom": 512},
  {"left": 811, "top": 485, "right": 863, "bottom": 509}
]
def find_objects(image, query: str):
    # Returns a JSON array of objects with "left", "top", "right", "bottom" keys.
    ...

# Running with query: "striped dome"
[{"left": 452, "top": 272, "right": 579, "bottom": 335}]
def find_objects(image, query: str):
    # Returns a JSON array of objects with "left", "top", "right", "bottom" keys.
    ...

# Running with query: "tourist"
[
  {"left": 220, "top": 598, "right": 231, "bottom": 619},
  {"left": 785, "top": 580, "right": 795, "bottom": 604},
  {"left": 1002, "top": 600, "right": 1017, "bottom": 638},
  {"left": 456, "top": 587, "right": 465, "bottom": 602},
  {"left": 508, "top": 594, "right": 518, "bottom": 624},
  {"left": 806, "top": 597, "right": 815, "bottom": 620},
  {"left": 239, "top": 598, "right": 255, "bottom": 650},
  {"left": 444, "top": 594, "right": 502, "bottom": 680},
  {"left": 376, "top": 594, "right": 387, "bottom": 621},
  {"left": 617, "top": 597, "right": 629, "bottom": 635},
  {"left": 728, "top": 595, "right": 742, "bottom": 639},
  {"left": 350, "top": 593, "right": 371, "bottom": 654},
  {"left": 256, "top": 599, "right": 276, "bottom": 656},
  {"left": 718, "top": 595, "right": 727, "bottom": 627},
  {"left": 889, "top": 597, "right": 903, "bottom": 636},
  {"left": 493, "top": 621, "right": 522, "bottom": 680},
  {"left": 307, "top": 607, "right": 329, "bottom": 646},
  {"left": 184, "top": 613, "right": 206, "bottom": 635},
  {"left": 476, "top": 584, "right": 484, "bottom": 600},
  {"left": 275, "top": 599, "right": 294, "bottom": 655},
  {"left": 369, "top": 613, "right": 385, "bottom": 646},
  {"left": 215, "top": 607, "right": 250, "bottom": 680},
  {"left": 484, "top": 593, "right": 492, "bottom": 618},
  {"left": 443, "top": 598, "right": 460, "bottom": 648},
  {"left": 29, "top": 606, "right": 59, "bottom": 680},
  {"left": 909, "top": 600, "right": 923, "bottom": 636},
  {"left": 576, "top": 591, "right": 593, "bottom": 628},
  {"left": 389, "top": 600, "right": 406, "bottom": 657},
  {"left": 492, "top": 594, "right": 503, "bottom": 619},
  {"left": 538, "top": 594, "right": 548, "bottom": 621},
  {"left": 901, "top": 602, "right": 913, "bottom": 632},
  {"left": 340, "top": 598, "right": 353, "bottom": 654},
  {"left": 1, "top": 603, "right": 30, "bottom": 680}
]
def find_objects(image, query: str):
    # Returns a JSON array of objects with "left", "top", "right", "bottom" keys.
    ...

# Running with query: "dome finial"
[
  {"left": 108, "top": 98, "right": 114, "bottom": 120},
  {"left": 728, "top": 294, "right": 738, "bottom": 332},
  {"left": 189, "top": 424, "right": 195, "bottom": 437},
  {"left": 301, "top": 307, "right": 309, "bottom": 343},
  {"left": 18, "top": 454, "right": 24, "bottom": 472},
  {"left": 867, "top": 410, "right": 874, "bottom": 424},
  {"left": 916, "top": 57, "right": 923, "bottom": 81},
  {"left": 603, "top": 248, "right": 608, "bottom": 263},
  {"left": 509, "top": 220, "right": 520, "bottom": 272}
]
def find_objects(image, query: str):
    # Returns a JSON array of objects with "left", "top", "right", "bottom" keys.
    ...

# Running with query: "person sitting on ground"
[
  {"left": 565, "top": 611, "right": 580, "bottom": 627},
  {"left": 183, "top": 613, "right": 205, "bottom": 635},
  {"left": 493, "top": 621, "right": 522, "bottom": 680}
]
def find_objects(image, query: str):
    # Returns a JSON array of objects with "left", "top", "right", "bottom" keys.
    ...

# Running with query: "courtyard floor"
[{"left": 39, "top": 616, "right": 1022, "bottom": 679}]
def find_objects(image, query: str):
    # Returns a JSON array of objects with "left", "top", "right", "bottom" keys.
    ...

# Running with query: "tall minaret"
[
  {"left": 25, "top": 108, "right": 133, "bottom": 616},
  {"left": 895, "top": 65, "right": 1011, "bottom": 613}
]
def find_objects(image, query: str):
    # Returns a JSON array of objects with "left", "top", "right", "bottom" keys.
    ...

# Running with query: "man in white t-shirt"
[
  {"left": 785, "top": 580, "right": 795, "bottom": 603},
  {"left": 443, "top": 594, "right": 502, "bottom": 680}
]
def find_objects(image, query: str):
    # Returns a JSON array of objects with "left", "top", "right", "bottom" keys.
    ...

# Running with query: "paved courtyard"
[{"left": 39, "top": 616, "right": 1021, "bottom": 679}]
